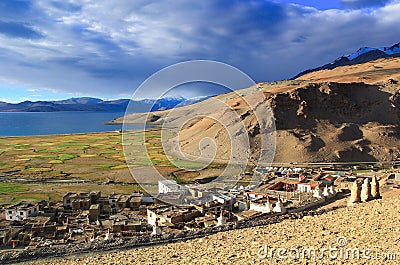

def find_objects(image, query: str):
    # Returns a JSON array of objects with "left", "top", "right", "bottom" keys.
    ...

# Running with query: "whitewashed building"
[
  {"left": 395, "top": 173, "right": 400, "bottom": 182},
  {"left": 297, "top": 183, "right": 320, "bottom": 193},
  {"left": 249, "top": 198, "right": 273, "bottom": 213},
  {"left": 5, "top": 201, "right": 39, "bottom": 221},
  {"left": 211, "top": 193, "right": 236, "bottom": 211},
  {"left": 158, "top": 180, "right": 180, "bottom": 194}
]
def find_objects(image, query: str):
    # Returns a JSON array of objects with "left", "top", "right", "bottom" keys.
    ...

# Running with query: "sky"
[{"left": 0, "top": 0, "right": 399, "bottom": 102}]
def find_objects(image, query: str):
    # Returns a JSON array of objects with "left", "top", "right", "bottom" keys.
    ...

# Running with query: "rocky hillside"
[{"left": 116, "top": 57, "right": 400, "bottom": 163}]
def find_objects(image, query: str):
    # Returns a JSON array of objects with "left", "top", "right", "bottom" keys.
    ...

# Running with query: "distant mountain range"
[
  {"left": 0, "top": 96, "right": 210, "bottom": 112},
  {"left": 294, "top": 42, "right": 400, "bottom": 79}
]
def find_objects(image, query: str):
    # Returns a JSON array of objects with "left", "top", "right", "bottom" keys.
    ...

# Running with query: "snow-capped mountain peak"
[
  {"left": 345, "top": 42, "right": 400, "bottom": 60},
  {"left": 346, "top": 47, "right": 377, "bottom": 60},
  {"left": 293, "top": 41, "right": 400, "bottom": 79},
  {"left": 383, "top": 42, "right": 400, "bottom": 55}
]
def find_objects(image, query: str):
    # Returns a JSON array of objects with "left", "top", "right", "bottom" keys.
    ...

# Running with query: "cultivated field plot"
[
  {"left": 0, "top": 129, "right": 225, "bottom": 206},
  {"left": 0, "top": 130, "right": 167, "bottom": 180},
  {"left": 0, "top": 130, "right": 164, "bottom": 206}
]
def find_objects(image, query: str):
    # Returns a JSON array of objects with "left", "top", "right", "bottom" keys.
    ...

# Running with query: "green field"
[
  {"left": 0, "top": 129, "right": 226, "bottom": 206},
  {"left": 0, "top": 130, "right": 165, "bottom": 206},
  {"left": 0, "top": 130, "right": 165, "bottom": 180}
]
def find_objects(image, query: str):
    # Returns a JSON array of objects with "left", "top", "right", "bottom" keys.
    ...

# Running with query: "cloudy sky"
[{"left": 0, "top": 0, "right": 399, "bottom": 102}]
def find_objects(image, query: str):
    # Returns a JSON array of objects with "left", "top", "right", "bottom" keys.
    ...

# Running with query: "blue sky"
[{"left": 0, "top": 0, "right": 399, "bottom": 102}]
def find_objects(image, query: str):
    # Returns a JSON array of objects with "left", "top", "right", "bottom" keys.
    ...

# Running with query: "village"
[{"left": 0, "top": 165, "right": 398, "bottom": 251}]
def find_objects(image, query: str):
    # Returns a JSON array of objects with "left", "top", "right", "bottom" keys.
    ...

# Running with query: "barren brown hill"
[
  {"left": 114, "top": 58, "right": 400, "bottom": 163},
  {"left": 296, "top": 57, "right": 400, "bottom": 84}
]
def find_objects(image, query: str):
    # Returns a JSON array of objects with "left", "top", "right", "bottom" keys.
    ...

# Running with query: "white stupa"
[
  {"left": 152, "top": 221, "right": 162, "bottom": 236},
  {"left": 104, "top": 229, "right": 113, "bottom": 241},
  {"left": 361, "top": 177, "right": 373, "bottom": 202},
  {"left": 313, "top": 186, "right": 323, "bottom": 198},
  {"left": 264, "top": 197, "right": 273, "bottom": 213},
  {"left": 322, "top": 185, "right": 330, "bottom": 197},
  {"left": 272, "top": 196, "right": 287, "bottom": 214},
  {"left": 217, "top": 211, "right": 227, "bottom": 226},
  {"left": 328, "top": 185, "right": 337, "bottom": 196}
]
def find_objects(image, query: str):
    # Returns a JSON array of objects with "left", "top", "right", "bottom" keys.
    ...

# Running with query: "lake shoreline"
[
  {"left": 0, "top": 111, "right": 128, "bottom": 137},
  {"left": 0, "top": 129, "right": 122, "bottom": 139}
]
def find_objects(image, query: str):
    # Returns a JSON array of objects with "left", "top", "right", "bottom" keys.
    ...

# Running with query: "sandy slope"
[{"left": 296, "top": 57, "right": 400, "bottom": 84}]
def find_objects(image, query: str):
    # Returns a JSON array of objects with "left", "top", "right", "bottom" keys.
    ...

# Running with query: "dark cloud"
[
  {"left": 0, "top": 21, "right": 43, "bottom": 39},
  {"left": 341, "top": 0, "right": 392, "bottom": 9},
  {"left": 292, "top": 35, "right": 308, "bottom": 43},
  {"left": 49, "top": 1, "right": 82, "bottom": 12}
]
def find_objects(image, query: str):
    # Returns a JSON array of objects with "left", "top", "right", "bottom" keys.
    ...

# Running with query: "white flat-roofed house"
[
  {"left": 5, "top": 201, "right": 39, "bottom": 221},
  {"left": 297, "top": 182, "right": 320, "bottom": 193},
  {"left": 158, "top": 180, "right": 180, "bottom": 194},
  {"left": 249, "top": 197, "right": 275, "bottom": 213},
  {"left": 147, "top": 205, "right": 201, "bottom": 227},
  {"left": 211, "top": 193, "right": 236, "bottom": 211}
]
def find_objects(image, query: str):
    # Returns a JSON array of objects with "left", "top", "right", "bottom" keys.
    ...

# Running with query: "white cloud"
[{"left": 341, "top": 0, "right": 393, "bottom": 8}]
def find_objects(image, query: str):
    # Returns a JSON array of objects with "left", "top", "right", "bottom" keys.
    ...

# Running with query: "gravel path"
[{"left": 28, "top": 188, "right": 400, "bottom": 265}]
